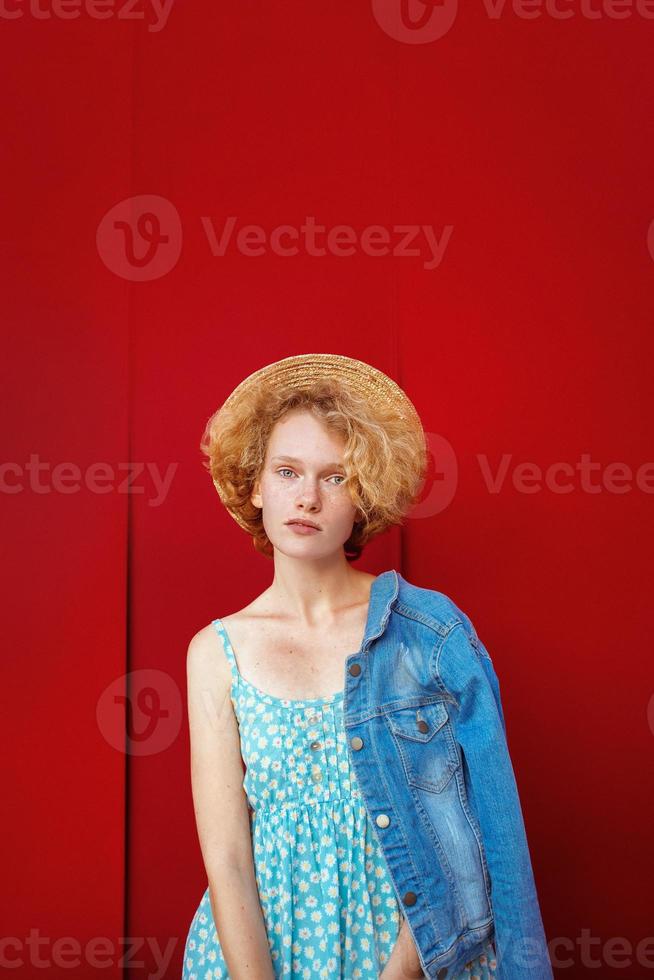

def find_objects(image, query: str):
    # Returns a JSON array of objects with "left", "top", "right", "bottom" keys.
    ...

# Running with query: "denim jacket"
[{"left": 343, "top": 570, "right": 553, "bottom": 980}]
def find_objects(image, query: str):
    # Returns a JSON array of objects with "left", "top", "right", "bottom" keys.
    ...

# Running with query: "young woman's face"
[{"left": 251, "top": 409, "right": 361, "bottom": 558}]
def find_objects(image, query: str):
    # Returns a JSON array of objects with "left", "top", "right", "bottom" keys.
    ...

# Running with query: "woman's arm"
[
  {"left": 187, "top": 627, "right": 275, "bottom": 979},
  {"left": 380, "top": 917, "right": 425, "bottom": 979},
  {"left": 206, "top": 864, "right": 274, "bottom": 979}
]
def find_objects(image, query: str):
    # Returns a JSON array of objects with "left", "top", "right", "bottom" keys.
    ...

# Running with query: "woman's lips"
[{"left": 286, "top": 522, "right": 321, "bottom": 535}]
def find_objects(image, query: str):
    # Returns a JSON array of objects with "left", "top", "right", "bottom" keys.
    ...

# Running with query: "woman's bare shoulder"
[
  {"left": 186, "top": 619, "right": 233, "bottom": 691},
  {"left": 186, "top": 590, "right": 268, "bottom": 675}
]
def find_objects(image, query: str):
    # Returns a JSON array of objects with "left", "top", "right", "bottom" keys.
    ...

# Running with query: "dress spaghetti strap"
[{"left": 211, "top": 618, "right": 240, "bottom": 691}]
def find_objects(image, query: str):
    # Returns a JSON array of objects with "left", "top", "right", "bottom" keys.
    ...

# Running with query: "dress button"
[
  {"left": 310, "top": 740, "right": 321, "bottom": 750},
  {"left": 350, "top": 736, "right": 363, "bottom": 750},
  {"left": 402, "top": 890, "right": 417, "bottom": 906},
  {"left": 348, "top": 663, "right": 361, "bottom": 676},
  {"left": 311, "top": 770, "right": 322, "bottom": 782},
  {"left": 375, "top": 813, "right": 390, "bottom": 828},
  {"left": 417, "top": 719, "right": 429, "bottom": 733}
]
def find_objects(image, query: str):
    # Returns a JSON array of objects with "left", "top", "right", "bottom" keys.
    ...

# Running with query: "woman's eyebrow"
[{"left": 271, "top": 455, "right": 345, "bottom": 469}]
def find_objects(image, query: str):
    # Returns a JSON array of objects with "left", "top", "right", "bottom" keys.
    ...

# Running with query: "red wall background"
[{"left": 3, "top": 2, "right": 653, "bottom": 978}]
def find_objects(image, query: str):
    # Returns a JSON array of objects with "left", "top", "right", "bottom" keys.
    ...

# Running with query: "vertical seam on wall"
[
  {"left": 123, "top": 19, "right": 138, "bottom": 980},
  {"left": 390, "top": 40, "right": 404, "bottom": 578}
]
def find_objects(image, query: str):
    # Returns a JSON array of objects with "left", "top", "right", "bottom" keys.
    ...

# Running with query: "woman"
[{"left": 182, "top": 354, "right": 551, "bottom": 980}]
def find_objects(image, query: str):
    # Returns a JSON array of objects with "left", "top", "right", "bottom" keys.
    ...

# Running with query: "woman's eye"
[{"left": 277, "top": 469, "right": 345, "bottom": 485}]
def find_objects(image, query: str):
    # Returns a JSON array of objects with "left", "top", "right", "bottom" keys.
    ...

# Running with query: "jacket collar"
[{"left": 361, "top": 569, "right": 400, "bottom": 653}]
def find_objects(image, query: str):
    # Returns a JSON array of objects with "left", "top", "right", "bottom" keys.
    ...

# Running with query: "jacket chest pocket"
[{"left": 384, "top": 700, "right": 460, "bottom": 793}]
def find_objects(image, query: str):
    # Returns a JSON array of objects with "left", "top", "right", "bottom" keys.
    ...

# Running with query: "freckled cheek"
[
  {"left": 263, "top": 484, "right": 291, "bottom": 511},
  {"left": 330, "top": 497, "right": 358, "bottom": 527}
]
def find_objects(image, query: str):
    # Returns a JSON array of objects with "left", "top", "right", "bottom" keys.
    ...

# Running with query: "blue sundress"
[{"left": 182, "top": 618, "right": 497, "bottom": 979}]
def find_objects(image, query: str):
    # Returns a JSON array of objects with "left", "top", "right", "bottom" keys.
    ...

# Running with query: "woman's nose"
[{"left": 296, "top": 482, "right": 320, "bottom": 506}]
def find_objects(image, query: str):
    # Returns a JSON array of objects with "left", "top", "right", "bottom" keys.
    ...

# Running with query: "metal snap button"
[
  {"left": 437, "top": 968, "right": 448, "bottom": 979},
  {"left": 348, "top": 663, "right": 361, "bottom": 676},
  {"left": 402, "top": 890, "right": 417, "bottom": 906},
  {"left": 350, "top": 736, "right": 363, "bottom": 750},
  {"left": 417, "top": 719, "right": 429, "bottom": 733},
  {"left": 375, "top": 813, "right": 390, "bottom": 828}
]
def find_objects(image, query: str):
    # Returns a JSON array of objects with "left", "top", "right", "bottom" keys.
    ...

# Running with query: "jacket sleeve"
[{"left": 435, "top": 617, "right": 553, "bottom": 980}]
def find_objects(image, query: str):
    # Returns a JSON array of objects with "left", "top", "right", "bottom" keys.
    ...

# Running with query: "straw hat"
[{"left": 208, "top": 352, "right": 425, "bottom": 528}]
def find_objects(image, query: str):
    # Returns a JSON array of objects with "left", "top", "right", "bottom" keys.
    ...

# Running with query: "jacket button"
[
  {"left": 375, "top": 813, "right": 390, "bottom": 828},
  {"left": 417, "top": 719, "right": 429, "bottom": 733},
  {"left": 348, "top": 663, "right": 361, "bottom": 676},
  {"left": 402, "top": 891, "right": 417, "bottom": 906},
  {"left": 350, "top": 736, "right": 363, "bottom": 750},
  {"left": 437, "top": 969, "right": 448, "bottom": 979}
]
